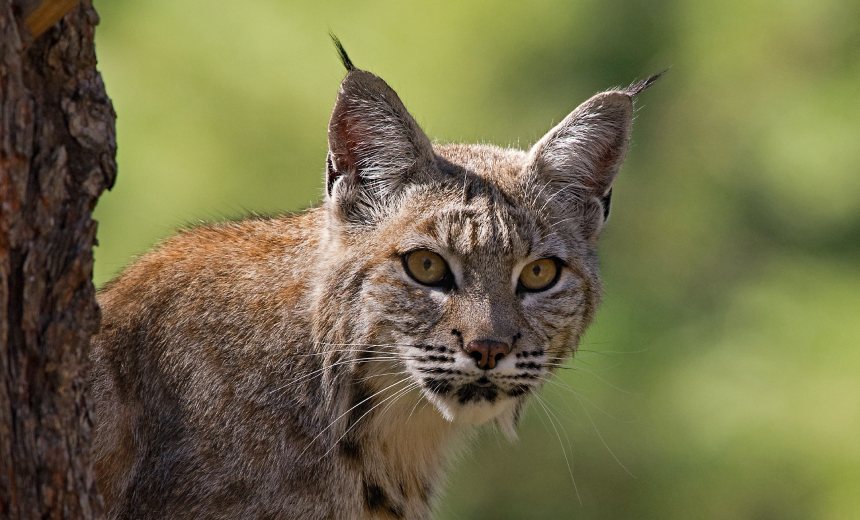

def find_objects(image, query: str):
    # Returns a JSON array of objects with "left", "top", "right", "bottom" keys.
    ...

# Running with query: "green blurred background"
[{"left": 92, "top": 0, "right": 860, "bottom": 518}]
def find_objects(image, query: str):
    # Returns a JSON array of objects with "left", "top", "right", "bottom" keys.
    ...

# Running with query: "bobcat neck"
[
  {"left": 329, "top": 375, "right": 465, "bottom": 519},
  {"left": 308, "top": 226, "right": 471, "bottom": 518}
]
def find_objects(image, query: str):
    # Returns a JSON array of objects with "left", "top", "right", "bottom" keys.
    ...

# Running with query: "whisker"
[
  {"left": 570, "top": 357, "right": 625, "bottom": 372},
  {"left": 553, "top": 351, "right": 628, "bottom": 371},
  {"left": 354, "top": 370, "right": 410, "bottom": 384},
  {"left": 293, "top": 349, "right": 388, "bottom": 358},
  {"left": 318, "top": 380, "right": 420, "bottom": 461},
  {"left": 406, "top": 387, "right": 427, "bottom": 422},
  {"left": 576, "top": 346, "right": 649, "bottom": 356},
  {"left": 294, "top": 350, "right": 442, "bottom": 370},
  {"left": 536, "top": 393, "right": 577, "bottom": 454},
  {"left": 574, "top": 394, "right": 637, "bottom": 478},
  {"left": 533, "top": 393, "right": 582, "bottom": 505},
  {"left": 537, "top": 376, "right": 632, "bottom": 424},
  {"left": 408, "top": 389, "right": 434, "bottom": 424},
  {"left": 570, "top": 366, "right": 636, "bottom": 396},
  {"left": 295, "top": 349, "right": 417, "bottom": 358},
  {"left": 542, "top": 359, "right": 573, "bottom": 365},
  {"left": 272, "top": 357, "right": 405, "bottom": 398},
  {"left": 314, "top": 341, "right": 420, "bottom": 349},
  {"left": 540, "top": 362, "right": 573, "bottom": 370},
  {"left": 565, "top": 357, "right": 607, "bottom": 370},
  {"left": 299, "top": 376, "right": 412, "bottom": 459},
  {"left": 376, "top": 381, "right": 422, "bottom": 422}
]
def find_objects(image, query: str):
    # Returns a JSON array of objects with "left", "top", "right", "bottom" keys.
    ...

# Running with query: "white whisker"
[
  {"left": 537, "top": 376, "right": 630, "bottom": 424},
  {"left": 533, "top": 393, "right": 582, "bottom": 505},
  {"left": 318, "top": 380, "right": 420, "bottom": 461},
  {"left": 574, "top": 394, "right": 636, "bottom": 478},
  {"left": 271, "top": 357, "right": 404, "bottom": 396},
  {"left": 300, "top": 377, "right": 412, "bottom": 459}
]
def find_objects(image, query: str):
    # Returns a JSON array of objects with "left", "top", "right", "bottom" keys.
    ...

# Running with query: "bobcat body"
[{"left": 91, "top": 44, "right": 658, "bottom": 519}]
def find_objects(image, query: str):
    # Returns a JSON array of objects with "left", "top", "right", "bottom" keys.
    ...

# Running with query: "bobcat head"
[{"left": 312, "top": 38, "right": 659, "bottom": 437}]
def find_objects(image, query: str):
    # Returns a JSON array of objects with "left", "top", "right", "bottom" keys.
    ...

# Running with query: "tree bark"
[{"left": 0, "top": 0, "right": 115, "bottom": 517}]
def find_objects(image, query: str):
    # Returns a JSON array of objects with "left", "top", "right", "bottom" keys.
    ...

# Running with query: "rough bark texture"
[{"left": 0, "top": 0, "right": 115, "bottom": 517}]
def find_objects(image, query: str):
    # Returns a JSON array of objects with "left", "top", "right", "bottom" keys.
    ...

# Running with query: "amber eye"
[
  {"left": 403, "top": 250, "right": 451, "bottom": 287},
  {"left": 518, "top": 258, "right": 560, "bottom": 292}
]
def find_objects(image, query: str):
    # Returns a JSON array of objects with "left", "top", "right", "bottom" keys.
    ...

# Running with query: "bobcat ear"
[
  {"left": 525, "top": 73, "right": 662, "bottom": 236},
  {"left": 325, "top": 56, "right": 435, "bottom": 220}
]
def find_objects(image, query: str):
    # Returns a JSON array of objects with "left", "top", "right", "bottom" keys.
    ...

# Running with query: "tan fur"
[{"left": 90, "top": 58, "right": 657, "bottom": 518}]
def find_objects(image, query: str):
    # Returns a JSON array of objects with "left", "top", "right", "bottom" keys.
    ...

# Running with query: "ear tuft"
[
  {"left": 329, "top": 33, "right": 356, "bottom": 72},
  {"left": 325, "top": 63, "right": 435, "bottom": 224},
  {"left": 625, "top": 69, "right": 667, "bottom": 97}
]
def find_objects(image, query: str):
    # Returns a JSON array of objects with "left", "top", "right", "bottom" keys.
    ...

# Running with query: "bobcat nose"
[{"left": 464, "top": 340, "right": 511, "bottom": 370}]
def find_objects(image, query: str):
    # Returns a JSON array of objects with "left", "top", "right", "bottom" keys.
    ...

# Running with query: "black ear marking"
[
  {"left": 363, "top": 479, "right": 404, "bottom": 518},
  {"left": 601, "top": 188, "right": 613, "bottom": 221},
  {"left": 329, "top": 32, "right": 356, "bottom": 72},
  {"left": 625, "top": 69, "right": 668, "bottom": 97},
  {"left": 325, "top": 152, "right": 338, "bottom": 195}
]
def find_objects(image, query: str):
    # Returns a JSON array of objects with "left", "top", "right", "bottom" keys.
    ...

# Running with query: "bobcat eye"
[
  {"left": 403, "top": 250, "right": 451, "bottom": 287},
  {"left": 518, "top": 258, "right": 560, "bottom": 292}
]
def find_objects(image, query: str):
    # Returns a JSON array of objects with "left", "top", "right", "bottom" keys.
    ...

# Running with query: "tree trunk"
[{"left": 0, "top": 0, "right": 115, "bottom": 517}]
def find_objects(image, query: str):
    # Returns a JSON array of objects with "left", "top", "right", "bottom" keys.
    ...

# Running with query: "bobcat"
[{"left": 90, "top": 39, "right": 659, "bottom": 519}]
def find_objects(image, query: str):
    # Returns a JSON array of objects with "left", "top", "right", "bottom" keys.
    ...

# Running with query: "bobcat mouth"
[
  {"left": 421, "top": 377, "right": 502, "bottom": 403},
  {"left": 413, "top": 344, "right": 543, "bottom": 411},
  {"left": 421, "top": 374, "right": 535, "bottom": 403},
  {"left": 474, "top": 376, "right": 494, "bottom": 388},
  {"left": 456, "top": 382, "right": 499, "bottom": 404},
  {"left": 419, "top": 373, "right": 537, "bottom": 425}
]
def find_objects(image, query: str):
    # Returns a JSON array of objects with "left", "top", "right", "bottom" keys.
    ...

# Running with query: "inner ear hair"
[{"left": 326, "top": 71, "right": 434, "bottom": 198}]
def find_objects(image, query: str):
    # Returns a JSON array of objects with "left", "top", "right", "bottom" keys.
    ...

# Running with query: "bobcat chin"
[{"left": 90, "top": 38, "right": 659, "bottom": 519}]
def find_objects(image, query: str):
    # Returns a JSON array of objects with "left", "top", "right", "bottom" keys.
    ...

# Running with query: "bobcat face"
[
  {"left": 345, "top": 165, "right": 600, "bottom": 427},
  {"left": 315, "top": 48, "right": 656, "bottom": 433}
]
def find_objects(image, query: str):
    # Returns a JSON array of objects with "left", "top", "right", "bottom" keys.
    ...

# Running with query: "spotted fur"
[{"left": 90, "top": 52, "right": 658, "bottom": 519}]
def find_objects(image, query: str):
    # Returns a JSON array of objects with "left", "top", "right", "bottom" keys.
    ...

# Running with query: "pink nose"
[{"left": 464, "top": 340, "right": 511, "bottom": 370}]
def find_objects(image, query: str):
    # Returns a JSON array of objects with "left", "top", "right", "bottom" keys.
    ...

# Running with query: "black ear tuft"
[
  {"left": 329, "top": 32, "right": 356, "bottom": 72},
  {"left": 625, "top": 69, "right": 668, "bottom": 97}
]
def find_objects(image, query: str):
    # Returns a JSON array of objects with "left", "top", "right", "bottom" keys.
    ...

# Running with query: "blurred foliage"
[{"left": 93, "top": 0, "right": 860, "bottom": 517}]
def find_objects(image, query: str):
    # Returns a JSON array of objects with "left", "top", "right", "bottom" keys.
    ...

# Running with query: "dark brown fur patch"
[
  {"left": 456, "top": 383, "right": 498, "bottom": 404},
  {"left": 339, "top": 436, "right": 363, "bottom": 464},
  {"left": 363, "top": 480, "right": 403, "bottom": 518},
  {"left": 347, "top": 380, "right": 375, "bottom": 432}
]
